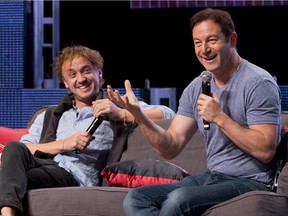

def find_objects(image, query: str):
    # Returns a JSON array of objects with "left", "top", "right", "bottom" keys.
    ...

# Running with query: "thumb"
[
  {"left": 212, "top": 92, "right": 219, "bottom": 102},
  {"left": 124, "top": 80, "right": 133, "bottom": 92}
]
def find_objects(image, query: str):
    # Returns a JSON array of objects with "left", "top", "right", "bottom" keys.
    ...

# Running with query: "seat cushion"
[{"left": 23, "top": 186, "right": 130, "bottom": 216}]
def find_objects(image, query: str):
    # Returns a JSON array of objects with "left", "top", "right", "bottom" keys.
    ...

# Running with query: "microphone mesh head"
[{"left": 200, "top": 71, "right": 212, "bottom": 82}]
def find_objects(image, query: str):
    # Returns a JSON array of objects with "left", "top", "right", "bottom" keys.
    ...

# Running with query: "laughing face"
[
  {"left": 62, "top": 56, "right": 102, "bottom": 107},
  {"left": 192, "top": 19, "right": 236, "bottom": 74}
]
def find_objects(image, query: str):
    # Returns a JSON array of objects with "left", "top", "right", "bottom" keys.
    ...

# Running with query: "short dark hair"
[{"left": 190, "top": 8, "right": 235, "bottom": 40}]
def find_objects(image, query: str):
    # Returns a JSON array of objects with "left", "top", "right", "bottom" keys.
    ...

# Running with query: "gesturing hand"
[{"left": 107, "top": 80, "right": 141, "bottom": 116}]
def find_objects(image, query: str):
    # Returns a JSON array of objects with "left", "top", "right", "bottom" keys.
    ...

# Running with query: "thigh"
[
  {"left": 160, "top": 173, "right": 269, "bottom": 216},
  {"left": 27, "top": 161, "right": 79, "bottom": 190},
  {"left": 124, "top": 173, "right": 209, "bottom": 211}
]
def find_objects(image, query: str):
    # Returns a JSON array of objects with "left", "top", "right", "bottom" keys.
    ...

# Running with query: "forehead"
[
  {"left": 192, "top": 19, "right": 221, "bottom": 38},
  {"left": 62, "top": 56, "right": 91, "bottom": 71}
]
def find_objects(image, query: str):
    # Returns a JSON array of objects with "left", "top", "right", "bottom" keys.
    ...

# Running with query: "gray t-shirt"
[{"left": 177, "top": 59, "right": 281, "bottom": 185}]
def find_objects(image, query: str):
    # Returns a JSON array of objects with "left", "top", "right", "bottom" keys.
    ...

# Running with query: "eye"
[
  {"left": 83, "top": 66, "right": 92, "bottom": 74},
  {"left": 194, "top": 40, "right": 202, "bottom": 47},
  {"left": 68, "top": 71, "right": 76, "bottom": 78},
  {"left": 208, "top": 38, "right": 217, "bottom": 45}
]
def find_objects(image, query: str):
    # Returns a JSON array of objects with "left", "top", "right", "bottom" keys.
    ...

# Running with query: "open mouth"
[
  {"left": 203, "top": 55, "right": 216, "bottom": 62},
  {"left": 77, "top": 83, "right": 91, "bottom": 91}
]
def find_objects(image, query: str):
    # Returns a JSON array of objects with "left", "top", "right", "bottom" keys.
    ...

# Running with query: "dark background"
[{"left": 59, "top": 1, "right": 288, "bottom": 101}]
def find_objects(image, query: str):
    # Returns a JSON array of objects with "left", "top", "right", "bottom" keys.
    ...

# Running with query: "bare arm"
[
  {"left": 26, "top": 131, "right": 94, "bottom": 155},
  {"left": 107, "top": 80, "right": 198, "bottom": 159},
  {"left": 214, "top": 111, "right": 277, "bottom": 163},
  {"left": 25, "top": 90, "right": 171, "bottom": 155},
  {"left": 198, "top": 92, "right": 278, "bottom": 163},
  {"left": 92, "top": 98, "right": 173, "bottom": 124}
]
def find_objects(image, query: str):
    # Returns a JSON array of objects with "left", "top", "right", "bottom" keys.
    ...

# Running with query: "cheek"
[
  {"left": 63, "top": 79, "right": 72, "bottom": 88},
  {"left": 92, "top": 73, "right": 101, "bottom": 83},
  {"left": 194, "top": 47, "right": 202, "bottom": 56}
]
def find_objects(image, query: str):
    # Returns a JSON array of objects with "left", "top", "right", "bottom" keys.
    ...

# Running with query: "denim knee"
[
  {"left": 123, "top": 189, "right": 135, "bottom": 209},
  {"left": 123, "top": 189, "right": 138, "bottom": 215}
]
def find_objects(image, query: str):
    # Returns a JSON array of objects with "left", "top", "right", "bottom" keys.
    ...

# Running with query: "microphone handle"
[
  {"left": 202, "top": 81, "right": 211, "bottom": 130},
  {"left": 86, "top": 116, "right": 104, "bottom": 135},
  {"left": 74, "top": 116, "right": 104, "bottom": 153},
  {"left": 203, "top": 119, "right": 210, "bottom": 130}
]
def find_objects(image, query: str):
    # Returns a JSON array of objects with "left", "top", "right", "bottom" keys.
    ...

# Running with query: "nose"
[
  {"left": 201, "top": 42, "right": 210, "bottom": 54},
  {"left": 77, "top": 73, "right": 87, "bottom": 82}
]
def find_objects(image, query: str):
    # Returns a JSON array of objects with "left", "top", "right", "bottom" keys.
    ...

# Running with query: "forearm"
[
  {"left": 25, "top": 140, "right": 65, "bottom": 155},
  {"left": 214, "top": 111, "right": 277, "bottom": 163},
  {"left": 135, "top": 110, "right": 180, "bottom": 159}
]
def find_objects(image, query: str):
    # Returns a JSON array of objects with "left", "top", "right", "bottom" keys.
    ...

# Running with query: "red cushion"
[
  {"left": 0, "top": 127, "right": 29, "bottom": 153},
  {"left": 101, "top": 159, "right": 190, "bottom": 188}
]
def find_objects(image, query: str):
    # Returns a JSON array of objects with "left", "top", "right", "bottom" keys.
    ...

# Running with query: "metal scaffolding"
[{"left": 33, "top": 0, "right": 60, "bottom": 88}]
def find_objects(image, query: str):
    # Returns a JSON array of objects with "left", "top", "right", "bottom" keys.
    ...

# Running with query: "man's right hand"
[
  {"left": 107, "top": 80, "right": 141, "bottom": 119},
  {"left": 63, "top": 131, "right": 95, "bottom": 152}
]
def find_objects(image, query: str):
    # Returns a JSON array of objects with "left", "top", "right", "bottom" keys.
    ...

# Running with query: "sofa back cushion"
[
  {"left": 120, "top": 119, "right": 207, "bottom": 176},
  {"left": 120, "top": 112, "right": 288, "bottom": 177}
]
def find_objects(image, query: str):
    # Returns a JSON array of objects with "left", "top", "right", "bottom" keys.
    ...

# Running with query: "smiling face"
[
  {"left": 192, "top": 19, "right": 237, "bottom": 75},
  {"left": 62, "top": 56, "right": 102, "bottom": 107}
]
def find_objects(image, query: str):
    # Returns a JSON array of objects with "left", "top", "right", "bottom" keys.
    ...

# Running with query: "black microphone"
[
  {"left": 200, "top": 71, "right": 212, "bottom": 130},
  {"left": 74, "top": 116, "right": 103, "bottom": 153},
  {"left": 86, "top": 116, "right": 104, "bottom": 135}
]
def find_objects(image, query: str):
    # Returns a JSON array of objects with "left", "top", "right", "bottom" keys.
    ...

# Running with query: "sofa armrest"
[
  {"left": 0, "top": 127, "right": 29, "bottom": 145},
  {"left": 277, "top": 162, "right": 288, "bottom": 196},
  {"left": 202, "top": 191, "right": 288, "bottom": 216}
]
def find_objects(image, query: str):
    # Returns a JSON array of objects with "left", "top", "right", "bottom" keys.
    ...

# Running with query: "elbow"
[
  {"left": 156, "top": 149, "right": 180, "bottom": 160},
  {"left": 257, "top": 148, "right": 276, "bottom": 164}
]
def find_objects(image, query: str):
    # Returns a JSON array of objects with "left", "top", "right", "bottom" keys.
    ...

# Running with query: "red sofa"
[{"left": 0, "top": 126, "right": 28, "bottom": 154}]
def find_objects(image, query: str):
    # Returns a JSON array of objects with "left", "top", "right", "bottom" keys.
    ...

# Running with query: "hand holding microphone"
[
  {"left": 74, "top": 116, "right": 103, "bottom": 153},
  {"left": 200, "top": 71, "right": 212, "bottom": 130},
  {"left": 86, "top": 116, "right": 104, "bottom": 135}
]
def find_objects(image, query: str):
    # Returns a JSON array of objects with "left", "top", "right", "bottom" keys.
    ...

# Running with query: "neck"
[
  {"left": 236, "top": 56, "right": 242, "bottom": 71},
  {"left": 214, "top": 55, "right": 242, "bottom": 88}
]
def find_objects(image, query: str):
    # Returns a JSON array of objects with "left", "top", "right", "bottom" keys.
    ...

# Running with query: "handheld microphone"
[
  {"left": 74, "top": 116, "right": 103, "bottom": 153},
  {"left": 86, "top": 116, "right": 104, "bottom": 135},
  {"left": 200, "top": 71, "right": 212, "bottom": 130}
]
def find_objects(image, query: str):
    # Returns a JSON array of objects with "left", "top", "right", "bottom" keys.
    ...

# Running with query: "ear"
[
  {"left": 62, "top": 78, "right": 69, "bottom": 88},
  {"left": 98, "top": 69, "right": 103, "bottom": 78},
  {"left": 230, "top": 31, "right": 237, "bottom": 48}
]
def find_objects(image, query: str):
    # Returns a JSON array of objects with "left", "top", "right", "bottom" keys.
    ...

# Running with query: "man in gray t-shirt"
[
  {"left": 178, "top": 59, "right": 280, "bottom": 185},
  {"left": 108, "top": 8, "right": 281, "bottom": 216}
]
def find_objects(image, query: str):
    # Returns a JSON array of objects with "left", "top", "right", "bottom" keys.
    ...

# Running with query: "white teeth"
[{"left": 78, "top": 86, "right": 87, "bottom": 89}]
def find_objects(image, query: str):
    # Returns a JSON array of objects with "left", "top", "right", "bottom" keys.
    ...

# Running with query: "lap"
[{"left": 128, "top": 171, "right": 268, "bottom": 202}]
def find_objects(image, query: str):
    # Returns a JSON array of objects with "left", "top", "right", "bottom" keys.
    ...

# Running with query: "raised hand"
[
  {"left": 92, "top": 98, "right": 124, "bottom": 121},
  {"left": 107, "top": 80, "right": 141, "bottom": 115}
]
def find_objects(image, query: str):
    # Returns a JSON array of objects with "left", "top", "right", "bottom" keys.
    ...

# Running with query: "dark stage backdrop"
[{"left": 59, "top": 1, "right": 288, "bottom": 101}]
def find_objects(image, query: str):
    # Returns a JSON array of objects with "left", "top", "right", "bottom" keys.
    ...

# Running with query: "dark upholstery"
[
  {"left": 17, "top": 109, "right": 288, "bottom": 216},
  {"left": 202, "top": 191, "right": 288, "bottom": 216},
  {"left": 277, "top": 162, "right": 288, "bottom": 196}
]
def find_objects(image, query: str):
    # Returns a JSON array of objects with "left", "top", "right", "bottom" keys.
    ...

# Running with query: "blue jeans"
[{"left": 123, "top": 171, "right": 271, "bottom": 216}]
